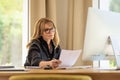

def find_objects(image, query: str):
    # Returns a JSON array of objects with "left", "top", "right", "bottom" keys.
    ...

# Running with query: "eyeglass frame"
[{"left": 43, "top": 27, "right": 56, "bottom": 34}]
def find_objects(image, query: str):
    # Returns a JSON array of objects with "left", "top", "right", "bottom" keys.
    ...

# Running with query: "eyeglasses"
[{"left": 43, "top": 27, "right": 55, "bottom": 34}]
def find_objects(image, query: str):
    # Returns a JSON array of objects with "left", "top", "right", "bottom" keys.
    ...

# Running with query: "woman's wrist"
[{"left": 39, "top": 61, "right": 50, "bottom": 68}]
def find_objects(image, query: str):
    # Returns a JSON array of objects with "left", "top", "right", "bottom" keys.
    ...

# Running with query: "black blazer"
[{"left": 24, "top": 37, "right": 61, "bottom": 66}]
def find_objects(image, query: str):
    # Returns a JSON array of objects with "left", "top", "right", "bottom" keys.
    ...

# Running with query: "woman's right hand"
[
  {"left": 39, "top": 59, "right": 62, "bottom": 69},
  {"left": 49, "top": 59, "right": 61, "bottom": 68}
]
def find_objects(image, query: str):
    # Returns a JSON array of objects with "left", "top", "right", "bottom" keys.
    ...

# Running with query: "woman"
[{"left": 24, "top": 18, "right": 61, "bottom": 69}]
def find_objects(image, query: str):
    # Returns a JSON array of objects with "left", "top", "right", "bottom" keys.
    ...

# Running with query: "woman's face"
[{"left": 42, "top": 23, "right": 55, "bottom": 42}]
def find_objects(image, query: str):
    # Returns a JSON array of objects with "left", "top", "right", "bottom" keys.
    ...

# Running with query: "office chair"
[{"left": 9, "top": 74, "right": 92, "bottom": 80}]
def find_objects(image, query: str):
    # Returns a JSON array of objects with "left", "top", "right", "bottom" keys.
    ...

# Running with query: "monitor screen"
[{"left": 83, "top": 7, "right": 120, "bottom": 62}]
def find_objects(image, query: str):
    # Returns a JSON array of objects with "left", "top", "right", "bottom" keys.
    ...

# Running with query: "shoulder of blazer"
[{"left": 30, "top": 39, "right": 42, "bottom": 50}]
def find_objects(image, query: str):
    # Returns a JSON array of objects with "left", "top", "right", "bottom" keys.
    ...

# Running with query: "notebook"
[
  {"left": 0, "top": 68, "right": 25, "bottom": 71},
  {"left": 0, "top": 65, "right": 14, "bottom": 68},
  {"left": 0, "top": 66, "right": 26, "bottom": 71}
]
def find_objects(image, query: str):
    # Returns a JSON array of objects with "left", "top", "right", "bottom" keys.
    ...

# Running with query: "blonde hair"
[{"left": 27, "top": 18, "right": 60, "bottom": 48}]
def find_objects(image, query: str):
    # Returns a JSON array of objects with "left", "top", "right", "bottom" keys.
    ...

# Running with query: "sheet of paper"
[{"left": 59, "top": 49, "right": 82, "bottom": 67}]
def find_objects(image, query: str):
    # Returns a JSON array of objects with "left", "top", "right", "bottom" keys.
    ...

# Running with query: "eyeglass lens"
[{"left": 44, "top": 27, "right": 55, "bottom": 33}]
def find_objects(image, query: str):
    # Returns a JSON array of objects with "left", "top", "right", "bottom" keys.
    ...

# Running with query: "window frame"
[{"left": 22, "top": 0, "right": 29, "bottom": 65}]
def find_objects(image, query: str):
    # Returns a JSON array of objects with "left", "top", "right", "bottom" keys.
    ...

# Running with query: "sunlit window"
[
  {"left": 99, "top": 0, "right": 120, "bottom": 12},
  {"left": 0, "top": 0, "right": 28, "bottom": 66}
]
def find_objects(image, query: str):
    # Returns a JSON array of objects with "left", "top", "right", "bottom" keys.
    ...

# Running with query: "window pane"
[
  {"left": 0, "top": 0, "right": 23, "bottom": 66},
  {"left": 100, "top": 0, "right": 120, "bottom": 12},
  {"left": 109, "top": 0, "right": 120, "bottom": 12}
]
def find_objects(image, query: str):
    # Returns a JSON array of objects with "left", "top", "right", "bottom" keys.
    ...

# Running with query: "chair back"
[{"left": 9, "top": 74, "right": 92, "bottom": 80}]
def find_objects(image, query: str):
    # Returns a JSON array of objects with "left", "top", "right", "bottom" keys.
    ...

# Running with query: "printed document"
[{"left": 59, "top": 49, "right": 82, "bottom": 67}]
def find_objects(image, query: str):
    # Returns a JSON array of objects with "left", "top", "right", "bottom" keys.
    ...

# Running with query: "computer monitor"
[{"left": 83, "top": 7, "right": 120, "bottom": 63}]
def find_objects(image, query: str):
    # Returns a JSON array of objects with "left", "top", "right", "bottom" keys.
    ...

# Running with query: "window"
[
  {"left": 93, "top": 0, "right": 120, "bottom": 12},
  {"left": 0, "top": 0, "right": 28, "bottom": 66}
]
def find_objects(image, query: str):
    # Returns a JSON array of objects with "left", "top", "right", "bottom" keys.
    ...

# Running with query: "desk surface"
[{"left": 0, "top": 68, "right": 120, "bottom": 80}]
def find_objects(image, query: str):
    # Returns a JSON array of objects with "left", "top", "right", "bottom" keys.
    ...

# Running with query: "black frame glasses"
[{"left": 43, "top": 27, "right": 56, "bottom": 34}]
